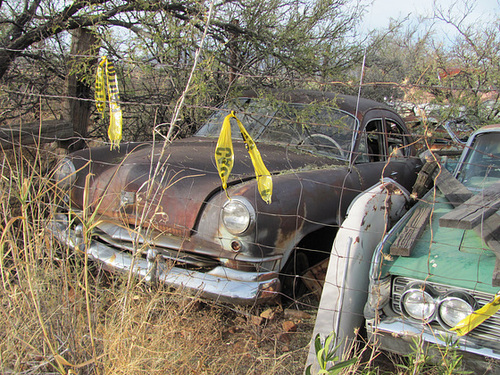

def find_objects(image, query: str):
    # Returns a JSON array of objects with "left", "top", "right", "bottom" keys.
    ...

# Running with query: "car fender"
[{"left": 306, "top": 178, "right": 410, "bottom": 370}]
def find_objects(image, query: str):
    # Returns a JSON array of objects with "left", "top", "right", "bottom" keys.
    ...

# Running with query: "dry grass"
[
  {"left": 0, "top": 144, "right": 315, "bottom": 375},
  {"left": 0, "top": 143, "right": 469, "bottom": 375}
]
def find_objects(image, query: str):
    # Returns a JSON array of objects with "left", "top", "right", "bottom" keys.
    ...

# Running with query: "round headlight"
[
  {"left": 401, "top": 287, "right": 436, "bottom": 321},
  {"left": 438, "top": 293, "right": 475, "bottom": 328},
  {"left": 221, "top": 197, "right": 255, "bottom": 235},
  {"left": 54, "top": 158, "right": 76, "bottom": 189}
]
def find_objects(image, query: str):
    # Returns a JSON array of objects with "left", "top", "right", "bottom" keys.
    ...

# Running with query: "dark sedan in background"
[{"left": 50, "top": 89, "right": 422, "bottom": 304}]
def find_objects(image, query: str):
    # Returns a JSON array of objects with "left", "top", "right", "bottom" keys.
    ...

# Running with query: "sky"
[{"left": 361, "top": 0, "right": 499, "bottom": 33}]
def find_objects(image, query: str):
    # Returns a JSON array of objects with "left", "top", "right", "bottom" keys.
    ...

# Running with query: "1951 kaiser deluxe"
[
  {"left": 49, "top": 89, "right": 422, "bottom": 304},
  {"left": 364, "top": 124, "right": 500, "bottom": 371}
]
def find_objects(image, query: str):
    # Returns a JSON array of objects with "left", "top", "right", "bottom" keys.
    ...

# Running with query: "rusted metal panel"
[{"left": 306, "top": 179, "right": 410, "bottom": 371}]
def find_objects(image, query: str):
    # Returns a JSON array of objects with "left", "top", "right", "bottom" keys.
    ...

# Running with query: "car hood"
[
  {"left": 381, "top": 191, "right": 498, "bottom": 294},
  {"left": 70, "top": 137, "right": 346, "bottom": 236}
]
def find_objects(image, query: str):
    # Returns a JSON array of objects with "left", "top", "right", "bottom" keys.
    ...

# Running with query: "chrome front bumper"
[
  {"left": 47, "top": 214, "right": 280, "bottom": 304},
  {"left": 366, "top": 318, "right": 500, "bottom": 370}
]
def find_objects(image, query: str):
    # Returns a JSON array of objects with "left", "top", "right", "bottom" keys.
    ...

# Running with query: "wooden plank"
[
  {"left": 390, "top": 205, "right": 433, "bottom": 256},
  {"left": 434, "top": 167, "right": 473, "bottom": 207},
  {"left": 0, "top": 119, "right": 73, "bottom": 147},
  {"left": 439, "top": 181, "right": 500, "bottom": 229},
  {"left": 411, "top": 161, "right": 439, "bottom": 199},
  {"left": 387, "top": 162, "right": 458, "bottom": 258},
  {"left": 433, "top": 167, "right": 500, "bottom": 286},
  {"left": 494, "top": 257, "right": 500, "bottom": 287}
]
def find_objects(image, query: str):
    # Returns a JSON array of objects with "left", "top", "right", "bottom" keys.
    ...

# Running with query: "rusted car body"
[
  {"left": 364, "top": 125, "right": 500, "bottom": 371},
  {"left": 306, "top": 178, "right": 412, "bottom": 372},
  {"left": 50, "top": 89, "right": 422, "bottom": 304}
]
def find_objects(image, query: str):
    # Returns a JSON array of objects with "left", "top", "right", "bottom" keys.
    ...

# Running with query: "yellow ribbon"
[
  {"left": 215, "top": 111, "right": 273, "bottom": 204},
  {"left": 95, "top": 56, "right": 122, "bottom": 150},
  {"left": 95, "top": 60, "right": 105, "bottom": 113},
  {"left": 450, "top": 293, "right": 500, "bottom": 336}
]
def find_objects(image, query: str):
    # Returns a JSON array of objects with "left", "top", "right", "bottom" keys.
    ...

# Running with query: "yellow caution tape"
[
  {"left": 95, "top": 60, "right": 105, "bottom": 113},
  {"left": 215, "top": 111, "right": 273, "bottom": 204},
  {"left": 236, "top": 115, "right": 273, "bottom": 204},
  {"left": 105, "top": 60, "right": 122, "bottom": 150},
  {"left": 450, "top": 293, "right": 500, "bottom": 336},
  {"left": 95, "top": 56, "right": 122, "bottom": 150},
  {"left": 215, "top": 112, "right": 234, "bottom": 192}
]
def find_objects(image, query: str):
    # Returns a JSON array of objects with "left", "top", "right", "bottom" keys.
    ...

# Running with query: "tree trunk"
[
  {"left": 63, "top": 28, "right": 99, "bottom": 150},
  {"left": 0, "top": 49, "right": 18, "bottom": 81}
]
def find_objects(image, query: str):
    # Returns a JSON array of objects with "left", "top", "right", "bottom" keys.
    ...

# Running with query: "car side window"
[
  {"left": 365, "top": 119, "right": 384, "bottom": 162},
  {"left": 386, "top": 120, "right": 408, "bottom": 157}
]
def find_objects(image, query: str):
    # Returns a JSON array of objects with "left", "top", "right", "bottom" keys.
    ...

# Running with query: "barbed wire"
[
  {"left": 1, "top": 40, "right": 498, "bottom": 316},
  {"left": 3, "top": 45, "right": 496, "bottom": 95}
]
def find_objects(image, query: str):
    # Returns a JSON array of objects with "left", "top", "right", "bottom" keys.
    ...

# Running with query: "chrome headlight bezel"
[
  {"left": 400, "top": 283, "right": 437, "bottom": 322},
  {"left": 437, "top": 291, "right": 476, "bottom": 328},
  {"left": 221, "top": 197, "right": 255, "bottom": 235},
  {"left": 54, "top": 158, "right": 76, "bottom": 189}
]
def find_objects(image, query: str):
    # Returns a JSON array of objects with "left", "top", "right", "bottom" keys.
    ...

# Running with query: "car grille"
[
  {"left": 93, "top": 227, "right": 220, "bottom": 269},
  {"left": 392, "top": 276, "right": 500, "bottom": 345}
]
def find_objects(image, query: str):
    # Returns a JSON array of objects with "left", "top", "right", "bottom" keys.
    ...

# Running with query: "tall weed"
[{"left": 0, "top": 144, "right": 312, "bottom": 374}]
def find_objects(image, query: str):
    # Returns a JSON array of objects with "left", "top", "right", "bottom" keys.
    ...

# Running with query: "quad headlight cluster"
[{"left": 400, "top": 283, "right": 476, "bottom": 329}]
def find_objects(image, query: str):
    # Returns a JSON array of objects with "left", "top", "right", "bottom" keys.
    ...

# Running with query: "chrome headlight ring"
[
  {"left": 437, "top": 291, "right": 477, "bottom": 328},
  {"left": 399, "top": 281, "right": 478, "bottom": 330},
  {"left": 221, "top": 197, "right": 255, "bottom": 235},
  {"left": 54, "top": 158, "right": 76, "bottom": 189},
  {"left": 400, "top": 283, "right": 437, "bottom": 322}
]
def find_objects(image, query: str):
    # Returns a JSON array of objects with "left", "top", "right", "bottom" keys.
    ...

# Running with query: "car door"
[{"left": 355, "top": 109, "right": 420, "bottom": 193}]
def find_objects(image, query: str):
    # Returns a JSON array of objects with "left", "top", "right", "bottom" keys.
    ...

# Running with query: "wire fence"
[
  {"left": 2, "top": 43, "right": 494, "bottom": 147},
  {"left": 0, "top": 45, "right": 499, "bottom": 372}
]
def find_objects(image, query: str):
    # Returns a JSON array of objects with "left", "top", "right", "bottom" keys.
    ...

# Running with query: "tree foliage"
[
  {"left": 361, "top": 21, "right": 436, "bottom": 103},
  {"left": 1, "top": 0, "right": 498, "bottom": 141},
  {"left": 361, "top": 0, "right": 500, "bottom": 128},
  {"left": 0, "top": 0, "right": 365, "bottom": 141},
  {"left": 432, "top": 1, "right": 500, "bottom": 125}
]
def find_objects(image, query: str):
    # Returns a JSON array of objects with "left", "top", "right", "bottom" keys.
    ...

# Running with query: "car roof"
[
  {"left": 471, "top": 124, "right": 500, "bottom": 135},
  {"left": 239, "top": 88, "right": 392, "bottom": 118}
]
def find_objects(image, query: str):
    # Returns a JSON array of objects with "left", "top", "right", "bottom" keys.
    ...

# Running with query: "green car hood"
[{"left": 381, "top": 191, "right": 498, "bottom": 295}]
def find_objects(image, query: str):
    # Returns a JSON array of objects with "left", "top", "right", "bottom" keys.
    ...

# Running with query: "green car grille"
[{"left": 392, "top": 276, "right": 500, "bottom": 346}]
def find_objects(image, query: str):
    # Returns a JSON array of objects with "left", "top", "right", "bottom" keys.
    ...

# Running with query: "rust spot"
[
  {"left": 385, "top": 184, "right": 400, "bottom": 194},
  {"left": 353, "top": 236, "right": 360, "bottom": 244}
]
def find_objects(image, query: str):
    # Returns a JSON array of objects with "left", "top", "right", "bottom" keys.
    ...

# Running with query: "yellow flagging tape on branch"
[
  {"left": 215, "top": 111, "right": 272, "bottom": 204},
  {"left": 450, "top": 293, "right": 500, "bottom": 336},
  {"left": 95, "top": 56, "right": 122, "bottom": 150}
]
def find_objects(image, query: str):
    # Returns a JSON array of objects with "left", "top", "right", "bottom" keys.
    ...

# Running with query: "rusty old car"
[
  {"left": 364, "top": 124, "right": 500, "bottom": 371},
  {"left": 49, "top": 89, "right": 422, "bottom": 304}
]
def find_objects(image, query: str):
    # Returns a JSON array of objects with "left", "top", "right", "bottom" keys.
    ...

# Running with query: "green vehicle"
[{"left": 364, "top": 125, "right": 500, "bottom": 372}]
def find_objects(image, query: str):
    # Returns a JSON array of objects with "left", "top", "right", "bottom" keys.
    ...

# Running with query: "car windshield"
[
  {"left": 196, "top": 97, "right": 357, "bottom": 160},
  {"left": 457, "top": 132, "right": 500, "bottom": 188}
]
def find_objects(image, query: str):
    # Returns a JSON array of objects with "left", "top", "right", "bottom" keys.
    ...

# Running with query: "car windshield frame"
[
  {"left": 456, "top": 132, "right": 500, "bottom": 189},
  {"left": 195, "top": 97, "right": 359, "bottom": 160}
]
